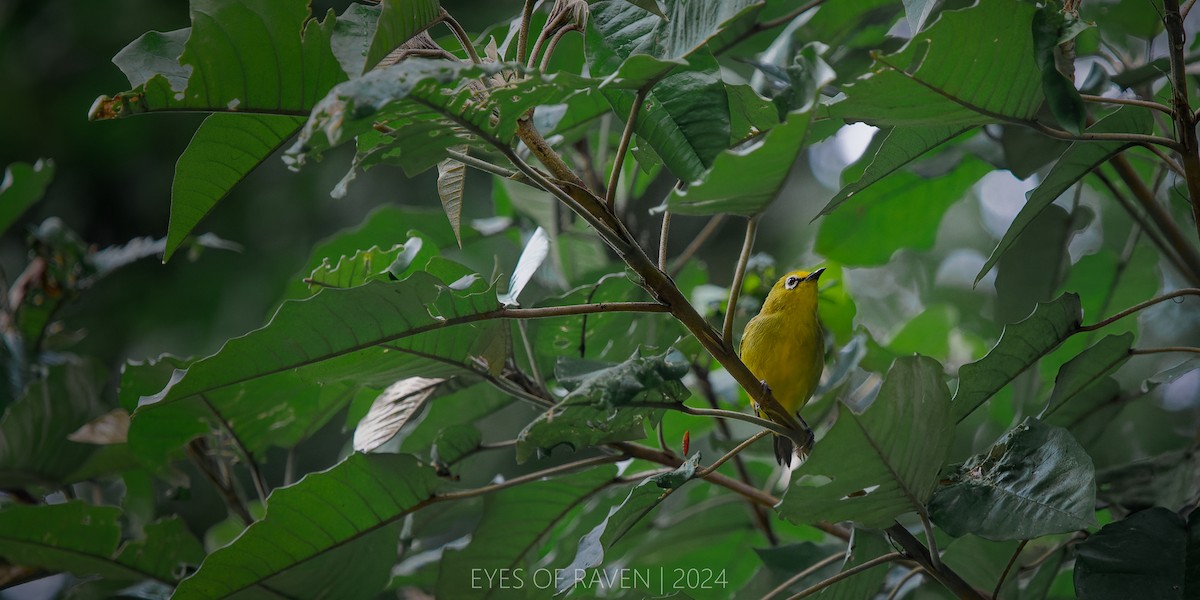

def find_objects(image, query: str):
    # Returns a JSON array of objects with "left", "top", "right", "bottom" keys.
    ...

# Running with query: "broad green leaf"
[
  {"left": 1097, "top": 448, "right": 1200, "bottom": 512},
  {"left": 1074, "top": 507, "right": 1190, "bottom": 600},
  {"left": 111, "top": 28, "right": 189, "bottom": 89},
  {"left": 353, "top": 377, "right": 445, "bottom": 453},
  {"left": 953, "top": 293, "right": 1083, "bottom": 422},
  {"left": 0, "top": 361, "right": 106, "bottom": 487},
  {"left": 0, "top": 159, "right": 54, "bottom": 235},
  {"left": 436, "top": 466, "right": 618, "bottom": 599},
  {"left": 820, "top": 528, "right": 892, "bottom": 600},
  {"left": 1042, "top": 333, "right": 1133, "bottom": 418},
  {"left": 516, "top": 349, "right": 691, "bottom": 462},
  {"left": 829, "top": 0, "right": 1042, "bottom": 127},
  {"left": 778, "top": 356, "right": 953, "bottom": 528},
  {"left": 365, "top": 0, "right": 441, "bottom": 72},
  {"left": 815, "top": 157, "right": 989, "bottom": 266},
  {"left": 174, "top": 453, "right": 440, "bottom": 599},
  {"left": 91, "top": 0, "right": 347, "bottom": 118},
  {"left": 1033, "top": 7, "right": 1086, "bottom": 135},
  {"left": 940, "top": 536, "right": 1024, "bottom": 598},
  {"left": 976, "top": 107, "right": 1152, "bottom": 282},
  {"left": 820, "top": 125, "right": 971, "bottom": 217},
  {"left": 586, "top": 0, "right": 763, "bottom": 87},
  {"left": 667, "top": 109, "right": 813, "bottom": 216},
  {"left": 288, "top": 61, "right": 595, "bottom": 177},
  {"left": 436, "top": 153, "right": 466, "bottom": 247},
  {"left": 558, "top": 454, "right": 701, "bottom": 591},
  {"left": 0, "top": 503, "right": 203, "bottom": 583},
  {"left": 306, "top": 243, "right": 409, "bottom": 290},
  {"left": 929, "top": 419, "right": 1097, "bottom": 540},
  {"left": 726, "top": 83, "right": 780, "bottom": 143},
  {"left": 431, "top": 424, "right": 482, "bottom": 465},
  {"left": 602, "top": 51, "right": 732, "bottom": 184},
  {"left": 165, "top": 113, "right": 304, "bottom": 261}
]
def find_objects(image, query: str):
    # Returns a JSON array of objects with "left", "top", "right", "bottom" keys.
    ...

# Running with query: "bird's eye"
[{"left": 785, "top": 276, "right": 800, "bottom": 290}]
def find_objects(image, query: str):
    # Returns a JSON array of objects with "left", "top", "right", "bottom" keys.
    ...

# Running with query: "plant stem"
[
  {"left": 1162, "top": 0, "right": 1200, "bottom": 242},
  {"left": 607, "top": 88, "right": 648, "bottom": 208},
  {"left": 886, "top": 524, "right": 985, "bottom": 600},
  {"left": 1092, "top": 167, "right": 1192, "bottom": 278},
  {"left": 438, "top": 454, "right": 625, "bottom": 501},
  {"left": 1108, "top": 155, "right": 1200, "bottom": 282},
  {"left": 724, "top": 216, "right": 758, "bottom": 346},
  {"left": 516, "top": 0, "right": 535, "bottom": 64},
  {"left": 784, "top": 553, "right": 903, "bottom": 600},
  {"left": 1076, "top": 288, "right": 1200, "bottom": 332},
  {"left": 885, "top": 568, "right": 925, "bottom": 600},
  {"left": 198, "top": 394, "right": 268, "bottom": 503},
  {"left": 445, "top": 148, "right": 521, "bottom": 179},
  {"left": 638, "top": 402, "right": 800, "bottom": 439},
  {"left": 761, "top": 552, "right": 845, "bottom": 600},
  {"left": 1079, "top": 93, "right": 1173, "bottom": 115},
  {"left": 1131, "top": 346, "right": 1200, "bottom": 354},
  {"left": 440, "top": 9, "right": 481, "bottom": 64},
  {"left": 993, "top": 539, "right": 1029, "bottom": 600},
  {"left": 186, "top": 439, "right": 253, "bottom": 526},
  {"left": 714, "top": 0, "right": 829, "bottom": 54},
  {"left": 658, "top": 211, "right": 672, "bottom": 270},
  {"left": 670, "top": 214, "right": 727, "bottom": 275},
  {"left": 697, "top": 430, "right": 770, "bottom": 477},
  {"left": 538, "top": 25, "right": 580, "bottom": 72},
  {"left": 917, "top": 508, "right": 941, "bottom": 570}
]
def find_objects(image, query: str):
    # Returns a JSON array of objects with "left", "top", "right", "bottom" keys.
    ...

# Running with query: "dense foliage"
[{"left": 3, "top": 0, "right": 1200, "bottom": 598}]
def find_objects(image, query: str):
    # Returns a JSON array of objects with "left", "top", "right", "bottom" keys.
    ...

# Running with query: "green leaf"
[
  {"left": 431, "top": 424, "right": 482, "bottom": 465},
  {"left": 953, "top": 293, "right": 1082, "bottom": 422},
  {"left": 436, "top": 466, "right": 618, "bottom": 599},
  {"left": 1097, "top": 448, "right": 1200, "bottom": 512},
  {"left": 829, "top": 0, "right": 1042, "bottom": 127},
  {"left": 516, "top": 349, "right": 691, "bottom": 462},
  {"left": 820, "top": 529, "right": 892, "bottom": 600},
  {"left": 288, "top": 60, "right": 593, "bottom": 176},
  {"left": 436, "top": 154, "right": 466, "bottom": 247},
  {"left": 0, "top": 503, "right": 203, "bottom": 583},
  {"left": 0, "top": 361, "right": 106, "bottom": 487},
  {"left": 306, "top": 243, "right": 410, "bottom": 290},
  {"left": 815, "top": 156, "right": 989, "bottom": 266},
  {"left": 174, "top": 453, "right": 439, "bottom": 599},
  {"left": 1074, "top": 507, "right": 1189, "bottom": 600},
  {"left": 778, "top": 356, "right": 954, "bottom": 528},
  {"left": 667, "top": 109, "right": 814, "bottom": 215},
  {"left": 558, "top": 454, "right": 702, "bottom": 591},
  {"left": 820, "top": 125, "right": 971, "bottom": 217},
  {"left": 726, "top": 83, "right": 780, "bottom": 143},
  {"left": 364, "top": 0, "right": 441, "bottom": 72},
  {"left": 1032, "top": 7, "right": 1086, "bottom": 135},
  {"left": 929, "top": 418, "right": 1097, "bottom": 540},
  {"left": 976, "top": 107, "right": 1152, "bottom": 282},
  {"left": 111, "top": 28, "right": 189, "bottom": 89},
  {"left": 1042, "top": 333, "right": 1133, "bottom": 419},
  {"left": 0, "top": 159, "right": 54, "bottom": 235},
  {"left": 165, "top": 113, "right": 303, "bottom": 261},
  {"left": 604, "top": 51, "right": 732, "bottom": 183},
  {"left": 91, "top": 0, "right": 347, "bottom": 118},
  {"left": 586, "top": 0, "right": 763, "bottom": 87}
]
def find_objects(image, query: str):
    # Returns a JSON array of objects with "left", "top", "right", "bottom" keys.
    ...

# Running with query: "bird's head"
[{"left": 760, "top": 268, "right": 825, "bottom": 315}]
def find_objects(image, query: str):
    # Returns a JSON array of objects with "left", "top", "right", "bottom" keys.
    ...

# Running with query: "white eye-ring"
[{"left": 785, "top": 276, "right": 800, "bottom": 290}]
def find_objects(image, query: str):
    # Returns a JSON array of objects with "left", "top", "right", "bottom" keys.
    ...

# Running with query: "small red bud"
[{"left": 682, "top": 431, "right": 690, "bottom": 456}]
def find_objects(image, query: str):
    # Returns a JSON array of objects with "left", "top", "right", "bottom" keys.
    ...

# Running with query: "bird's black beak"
[{"left": 804, "top": 267, "right": 826, "bottom": 282}]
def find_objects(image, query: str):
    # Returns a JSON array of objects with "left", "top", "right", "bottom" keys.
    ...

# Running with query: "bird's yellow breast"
[{"left": 740, "top": 311, "right": 824, "bottom": 414}]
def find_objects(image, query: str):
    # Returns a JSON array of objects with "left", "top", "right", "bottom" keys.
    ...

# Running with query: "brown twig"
[
  {"left": 607, "top": 88, "right": 649, "bottom": 208},
  {"left": 1107, "top": 155, "right": 1200, "bottom": 283},
  {"left": 440, "top": 9, "right": 481, "bottom": 64},
  {"left": 1162, "top": 0, "right": 1200, "bottom": 241},
  {"left": 993, "top": 539, "right": 1029, "bottom": 600},
  {"left": 784, "top": 553, "right": 903, "bottom": 600},
  {"left": 761, "top": 552, "right": 846, "bottom": 600},
  {"left": 1076, "top": 288, "right": 1200, "bottom": 332}
]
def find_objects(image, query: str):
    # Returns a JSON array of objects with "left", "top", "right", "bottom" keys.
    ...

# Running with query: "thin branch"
[
  {"left": 186, "top": 440, "right": 253, "bottom": 526},
  {"left": 440, "top": 9, "right": 481, "bottom": 64},
  {"left": 1079, "top": 93, "right": 1173, "bottom": 115},
  {"left": 657, "top": 422, "right": 672, "bottom": 455},
  {"left": 1131, "top": 346, "right": 1200, "bottom": 354},
  {"left": 1162, "top": 0, "right": 1200, "bottom": 242},
  {"left": 1107, "top": 155, "right": 1200, "bottom": 283},
  {"left": 713, "top": 0, "right": 829, "bottom": 54},
  {"left": 658, "top": 211, "right": 672, "bottom": 271},
  {"left": 198, "top": 394, "right": 268, "bottom": 503},
  {"left": 886, "top": 524, "right": 986, "bottom": 600},
  {"left": 918, "top": 508, "right": 942, "bottom": 571},
  {"left": 1076, "top": 288, "right": 1200, "bottom": 332},
  {"left": 885, "top": 568, "right": 925, "bottom": 600},
  {"left": 761, "top": 552, "right": 846, "bottom": 600},
  {"left": 636, "top": 402, "right": 799, "bottom": 439},
  {"left": 517, "top": 0, "right": 535, "bottom": 64},
  {"left": 723, "top": 216, "right": 758, "bottom": 346},
  {"left": 607, "top": 88, "right": 649, "bottom": 208},
  {"left": 993, "top": 539, "right": 1029, "bottom": 600},
  {"left": 1092, "top": 168, "right": 1192, "bottom": 278},
  {"left": 1139, "top": 142, "right": 1186, "bottom": 176},
  {"left": 670, "top": 214, "right": 727, "bottom": 275},
  {"left": 445, "top": 148, "right": 520, "bottom": 179},
  {"left": 538, "top": 24, "right": 580, "bottom": 72},
  {"left": 438, "top": 454, "right": 625, "bottom": 501},
  {"left": 697, "top": 430, "right": 771, "bottom": 478},
  {"left": 516, "top": 320, "right": 547, "bottom": 395},
  {"left": 1184, "top": 0, "right": 1198, "bottom": 18},
  {"left": 784, "top": 553, "right": 903, "bottom": 600}
]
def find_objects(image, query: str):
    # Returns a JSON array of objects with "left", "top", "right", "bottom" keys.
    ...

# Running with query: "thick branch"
[
  {"left": 1163, "top": 0, "right": 1200, "bottom": 241},
  {"left": 1108, "top": 155, "right": 1200, "bottom": 283},
  {"left": 886, "top": 524, "right": 986, "bottom": 600}
]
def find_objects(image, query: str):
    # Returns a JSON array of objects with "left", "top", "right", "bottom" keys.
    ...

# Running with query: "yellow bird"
[{"left": 739, "top": 268, "right": 826, "bottom": 465}]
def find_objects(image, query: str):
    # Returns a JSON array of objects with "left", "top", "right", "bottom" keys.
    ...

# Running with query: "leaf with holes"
[
  {"left": 516, "top": 349, "right": 691, "bottom": 462},
  {"left": 173, "top": 453, "right": 440, "bottom": 599},
  {"left": 929, "top": 418, "right": 1097, "bottom": 540},
  {"left": 353, "top": 377, "right": 445, "bottom": 452},
  {"left": 437, "top": 466, "right": 619, "bottom": 598},
  {"left": 307, "top": 243, "right": 408, "bottom": 290},
  {"left": 953, "top": 293, "right": 1083, "bottom": 421},
  {"left": 0, "top": 503, "right": 203, "bottom": 584},
  {"left": 828, "top": 0, "right": 1042, "bottom": 127},
  {"left": 777, "top": 356, "right": 953, "bottom": 528}
]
